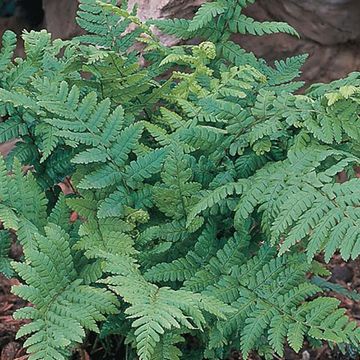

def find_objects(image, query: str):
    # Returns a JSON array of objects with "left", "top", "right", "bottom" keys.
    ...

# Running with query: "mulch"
[{"left": 0, "top": 275, "right": 28, "bottom": 360}]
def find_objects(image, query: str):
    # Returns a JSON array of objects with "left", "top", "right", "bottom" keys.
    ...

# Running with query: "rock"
[
  {"left": 42, "top": 0, "right": 83, "bottom": 40},
  {"left": 128, "top": 0, "right": 203, "bottom": 20},
  {"left": 128, "top": 0, "right": 203, "bottom": 44},
  {"left": 259, "top": 0, "right": 360, "bottom": 46},
  {"left": 239, "top": 1, "right": 360, "bottom": 84}
]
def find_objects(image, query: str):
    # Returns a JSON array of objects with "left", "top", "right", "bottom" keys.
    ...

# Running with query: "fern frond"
[
  {"left": 48, "top": 194, "right": 72, "bottom": 231},
  {"left": 205, "top": 251, "right": 359, "bottom": 358},
  {"left": 124, "top": 148, "right": 168, "bottom": 189},
  {"left": 153, "top": 148, "right": 201, "bottom": 220},
  {"left": 229, "top": 15, "right": 299, "bottom": 37},
  {"left": 0, "top": 2, "right": 359, "bottom": 359},
  {"left": 188, "top": 1, "right": 227, "bottom": 32},
  {"left": 12, "top": 223, "right": 118, "bottom": 360},
  {"left": 104, "top": 274, "right": 232, "bottom": 360},
  {"left": 108, "top": 123, "right": 143, "bottom": 167},
  {"left": 0, "top": 30, "right": 17, "bottom": 76},
  {"left": 150, "top": 18, "right": 194, "bottom": 40},
  {"left": 184, "top": 231, "right": 250, "bottom": 293},
  {"left": 145, "top": 224, "right": 218, "bottom": 282},
  {"left": 186, "top": 181, "right": 245, "bottom": 226},
  {"left": 0, "top": 118, "right": 28, "bottom": 143},
  {"left": 77, "top": 0, "right": 142, "bottom": 52},
  {"left": 0, "top": 230, "right": 13, "bottom": 277},
  {"left": 220, "top": 41, "right": 265, "bottom": 70},
  {"left": 235, "top": 148, "right": 360, "bottom": 261},
  {"left": 266, "top": 54, "right": 308, "bottom": 85},
  {"left": 0, "top": 158, "right": 47, "bottom": 230},
  {"left": 151, "top": 333, "right": 184, "bottom": 360}
]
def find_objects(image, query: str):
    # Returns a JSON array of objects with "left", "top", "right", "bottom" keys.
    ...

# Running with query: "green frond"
[
  {"left": 66, "top": 194, "right": 97, "bottom": 219},
  {"left": 184, "top": 232, "right": 249, "bottom": 293},
  {"left": 266, "top": 54, "right": 308, "bottom": 85},
  {"left": 268, "top": 315, "right": 289, "bottom": 357},
  {"left": 0, "top": 158, "right": 47, "bottom": 230},
  {"left": 188, "top": 1, "right": 227, "bottom": 32},
  {"left": 220, "top": 41, "right": 265, "bottom": 69},
  {"left": 5, "top": 142, "right": 40, "bottom": 170},
  {"left": 150, "top": 19, "right": 194, "bottom": 40},
  {"left": 0, "top": 230, "right": 13, "bottom": 277},
  {"left": 77, "top": 164, "right": 119, "bottom": 189},
  {"left": 97, "top": 188, "right": 127, "bottom": 218},
  {"left": 241, "top": 305, "right": 275, "bottom": 358},
  {"left": 124, "top": 148, "right": 168, "bottom": 189},
  {"left": 145, "top": 256, "right": 198, "bottom": 282},
  {"left": 287, "top": 322, "right": 306, "bottom": 353},
  {"left": 178, "top": 126, "right": 225, "bottom": 152},
  {"left": 109, "top": 123, "right": 143, "bottom": 167},
  {"left": 72, "top": 147, "right": 108, "bottom": 165},
  {"left": 187, "top": 181, "right": 245, "bottom": 226},
  {"left": 235, "top": 148, "right": 360, "bottom": 262},
  {"left": 198, "top": 97, "right": 243, "bottom": 121},
  {"left": 5, "top": 57, "right": 37, "bottom": 89},
  {"left": 145, "top": 224, "right": 218, "bottom": 282},
  {"left": 48, "top": 194, "right": 72, "bottom": 231},
  {"left": 34, "top": 124, "right": 59, "bottom": 163},
  {"left": 234, "top": 151, "right": 268, "bottom": 178},
  {"left": 205, "top": 251, "right": 359, "bottom": 358},
  {"left": 12, "top": 223, "right": 119, "bottom": 360},
  {"left": 0, "top": 155, "right": 9, "bottom": 201},
  {"left": 76, "top": 0, "right": 142, "bottom": 52},
  {"left": 0, "top": 118, "right": 28, "bottom": 143},
  {"left": 153, "top": 148, "right": 201, "bottom": 220},
  {"left": 0, "top": 30, "right": 17, "bottom": 76},
  {"left": 251, "top": 89, "right": 277, "bottom": 119},
  {"left": 105, "top": 274, "right": 232, "bottom": 360},
  {"left": 312, "top": 276, "right": 360, "bottom": 302},
  {"left": 151, "top": 333, "right": 184, "bottom": 360},
  {"left": 229, "top": 15, "right": 299, "bottom": 37}
]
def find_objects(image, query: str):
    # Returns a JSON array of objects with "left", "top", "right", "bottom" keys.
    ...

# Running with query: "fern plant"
[{"left": 0, "top": 0, "right": 360, "bottom": 359}]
